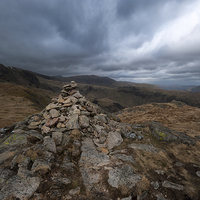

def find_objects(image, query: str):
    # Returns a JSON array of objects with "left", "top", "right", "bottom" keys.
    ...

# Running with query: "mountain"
[
  {"left": 0, "top": 82, "right": 199, "bottom": 199},
  {"left": 0, "top": 64, "right": 40, "bottom": 87},
  {"left": 1, "top": 63, "right": 200, "bottom": 128},
  {"left": 157, "top": 84, "right": 196, "bottom": 91},
  {"left": 190, "top": 85, "right": 200, "bottom": 93}
]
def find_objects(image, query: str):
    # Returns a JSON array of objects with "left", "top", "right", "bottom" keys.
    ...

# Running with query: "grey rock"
[
  {"left": 162, "top": 181, "right": 184, "bottom": 190},
  {"left": 151, "top": 181, "right": 159, "bottom": 189},
  {"left": 43, "top": 136, "right": 57, "bottom": 153},
  {"left": 52, "top": 132, "right": 63, "bottom": 145},
  {"left": 174, "top": 161, "right": 183, "bottom": 167},
  {"left": 196, "top": 171, "right": 200, "bottom": 177},
  {"left": 52, "top": 177, "right": 71, "bottom": 185},
  {"left": 156, "top": 194, "right": 168, "bottom": 200},
  {"left": 0, "top": 175, "right": 40, "bottom": 200},
  {"left": 108, "top": 165, "right": 142, "bottom": 193},
  {"left": 79, "top": 138, "right": 110, "bottom": 192},
  {"left": 107, "top": 131, "right": 123, "bottom": 150},
  {"left": 0, "top": 151, "right": 19, "bottom": 164},
  {"left": 46, "top": 103, "right": 60, "bottom": 111},
  {"left": 0, "top": 169, "right": 14, "bottom": 189},
  {"left": 50, "top": 109, "right": 60, "bottom": 118},
  {"left": 31, "top": 158, "right": 51, "bottom": 173},
  {"left": 65, "top": 114, "right": 80, "bottom": 130},
  {"left": 79, "top": 115, "right": 90, "bottom": 128},
  {"left": 61, "top": 155, "right": 75, "bottom": 172},
  {"left": 155, "top": 170, "right": 165, "bottom": 175},
  {"left": 137, "top": 191, "right": 148, "bottom": 200},
  {"left": 69, "top": 186, "right": 80, "bottom": 195},
  {"left": 0, "top": 133, "right": 28, "bottom": 148},
  {"left": 94, "top": 114, "right": 107, "bottom": 124},
  {"left": 149, "top": 122, "right": 195, "bottom": 145},
  {"left": 121, "top": 196, "right": 132, "bottom": 200},
  {"left": 61, "top": 134, "right": 70, "bottom": 147},
  {"left": 128, "top": 143, "right": 158, "bottom": 153},
  {"left": 113, "top": 154, "right": 136, "bottom": 164}
]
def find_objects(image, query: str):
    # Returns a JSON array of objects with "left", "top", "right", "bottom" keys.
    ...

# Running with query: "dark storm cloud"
[{"left": 0, "top": 0, "right": 200, "bottom": 85}]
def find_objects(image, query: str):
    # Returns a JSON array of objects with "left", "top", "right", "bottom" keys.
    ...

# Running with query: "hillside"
[
  {"left": 0, "top": 82, "right": 200, "bottom": 199},
  {"left": 1, "top": 63, "right": 200, "bottom": 128}
]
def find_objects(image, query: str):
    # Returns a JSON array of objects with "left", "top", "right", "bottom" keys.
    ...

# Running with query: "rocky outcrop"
[{"left": 0, "top": 81, "right": 199, "bottom": 199}]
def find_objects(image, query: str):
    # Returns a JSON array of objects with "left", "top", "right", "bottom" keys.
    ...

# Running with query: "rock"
[
  {"left": 137, "top": 191, "right": 148, "bottom": 200},
  {"left": 151, "top": 181, "right": 159, "bottom": 189},
  {"left": 42, "top": 125, "right": 50, "bottom": 133},
  {"left": 155, "top": 170, "right": 165, "bottom": 175},
  {"left": 52, "top": 132, "right": 63, "bottom": 145},
  {"left": 94, "top": 114, "right": 107, "bottom": 124},
  {"left": 196, "top": 171, "right": 200, "bottom": 177},
  {"left": 79, "top": 115, "right": 90, "bottom": 128},
  {"left": 0, "top": 133, "right": 28, "bottom": 148},
  {"left": 50, "top": 109, "right": 60, "bottom": 118},
  {"left": 121, "top": 196, "right": 132, "bottom": 200},
  {"left": 149, "top": 122, "right": 195, "bottom": 145},
  {"left": 46, "top": 103, "right": 60, "bottom": 111},
  {"left": 43, "top": 136, "right": 57, "bottom": 153},
  {"left": 69, "top": 187, "right": 80, "bottom": 195},
  {"left": 108, "top": 165, "right": 142, "bottom": 195},
  {"left": 45, "top": 118, "right": 59, "bottom": 127},
  {"left": 31, "top": 158, "right": 51, "bottom": 174},
  {"left": 112, "top": 154, "right": 136, "bottom": 164},
  {"left": 65, "top": 114, "right": 80, "bottom": 130},
  {"left": 128, "top": 143, "right": 158, "bottom": 153},
  {"left": 0, "top": 175, "right": 40, "bottom": 200},
  {"left": 0, "top": 169, "right": 14, "bottom": 189},
  {"left": 174, "top": 161, "right": 183, "bottom": 167},
  {"left": 162, "top": 181, "right": 184, "bottom": 190},
  {"left": 156, "top": 194, "right": 168, "bottom": 200},
  {"left": 52, "top": 177, "right": 71, "bottom": 185},
  {"left": 79, "top": 138, "right": 110, "bottom": 192},
  {"left": 149, "top": 122, "right": 178, "bottom": 142},
  {"left": 0, "top": 151, "right": 18, "bottom": 164},
  {"left": 107, "top": 131, "right": 123, "bottom": 150}
]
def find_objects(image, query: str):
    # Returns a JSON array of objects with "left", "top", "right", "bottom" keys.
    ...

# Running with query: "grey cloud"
[{"left": 0, "top": 0, "right": 199, "bottom": 85}]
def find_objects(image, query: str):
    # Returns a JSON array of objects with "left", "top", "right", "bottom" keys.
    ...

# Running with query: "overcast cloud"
[{"left": 0, "top": 0, "right": 200, "bottom": 85}]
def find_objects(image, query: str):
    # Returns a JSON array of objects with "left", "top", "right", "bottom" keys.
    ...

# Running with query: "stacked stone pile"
[{"left": 0, "top": 81, "right": 197, "bottom": 199}]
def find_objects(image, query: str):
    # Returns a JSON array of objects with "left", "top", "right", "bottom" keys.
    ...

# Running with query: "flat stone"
[
  {"left": 108, "top": 165, "right": 142, "bottom": 194},
  {"left": 113, "top": 154, "right": 136, "bottom": 164},
  {"left": 45, "top": 118, "right": 59, "bottom": 127},
  {"left": 156, "top": 194, "right": 168, "bottom": 200},
  {"left": 31, "top": 158, "right": 51, "bottom": 174},
  {"left": 73, "top": 91, "right": 83, "bottom": 99},
  {"left": 46, "top": 103, "right": 60, "bottom": 111},
  {"left": 107, "top": 131, "right": 123, "bottom": 150},
  {"left": 65, "top": 114, "right": 80, "bottom": 130},
  {"left": 162, "top": 181, "right": 184, "bottom": 190},
  {"left": 0, "top": 169, "right": 14, "bottom": 189},
  {"left": 196, "top": 171, "right": 200, "bottom": 177},
  {"left": 155, "top": 170, "right": 165, "bottom": 175},
  {"left": 43, "top": 136, "right": 57, "bottom": 153},
  {"left": 79, "top": 115, "right": 90, "bottom": 128},
  {"left": 52, "top": 177, "right": 71, "bottom": 185},
  {"left": 0, "top": 175, "right": 40, "bottom": 200},
  {"left": 151, "top": 181, "right": 159, "bottom": 189},
  {"left": 0, "top": 133, "right": 28, "bottom": 148},
  {"left": 69, "top": 187, "right": 80, "bottom": 195},
  {"left": 42, "top": 125, "right": 50, "bottom": 133},
  {"left": 50, "top": 109, "right": 60, "bottom": 118},
  {"left": 121, "top": 195, "right": 132, "bottom": 200},
  {"left": 94, "top": 114, "right": 107, "bottom": 124},
  {"left": 52, "top": 132, "right": 63, "bottom": 145},
  {"left": 128, "top": 143, "right": 158, "bottom": 153}
]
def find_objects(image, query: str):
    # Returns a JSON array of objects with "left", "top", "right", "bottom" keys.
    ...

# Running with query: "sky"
[{"left": 0, "top": 0, "right": 200, "bottom": 85}]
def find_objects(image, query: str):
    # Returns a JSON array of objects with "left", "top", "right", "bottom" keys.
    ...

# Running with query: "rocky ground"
[{"left": 0, "top": 82, "right": 200, "bottom": 200}]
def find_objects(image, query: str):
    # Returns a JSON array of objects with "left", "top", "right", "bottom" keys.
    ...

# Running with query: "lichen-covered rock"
[
  {"left": 107, "top": 131, "right": 123, "bottom": 150},
  {"left": 108, "top": 165, "right": 142, "bottom": 194}
]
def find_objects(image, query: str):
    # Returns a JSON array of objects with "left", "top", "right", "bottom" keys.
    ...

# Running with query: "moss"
[{"left": 157, "top": 131, "right": 166, "bottom": 140}]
